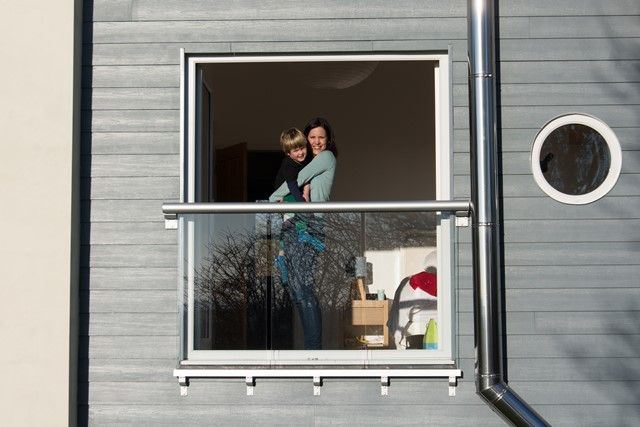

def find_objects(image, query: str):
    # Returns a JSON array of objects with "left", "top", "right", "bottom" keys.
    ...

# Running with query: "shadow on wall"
[
  {"left": 77, "top": 1, "right": 95, "bottom": 425},
  {"left": 561, "top": 14, "right": 640, "bottom": 424},
  {"left": 560, "top": 304, "right": 640, "bottom": 424},
  {"left": 597, "top": 14, "right": 640, "bottom": 129}
]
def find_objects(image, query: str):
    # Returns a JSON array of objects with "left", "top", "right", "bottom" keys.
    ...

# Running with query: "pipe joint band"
[{"left": 473, "top": 221, "right": 494, "bottom": 227}]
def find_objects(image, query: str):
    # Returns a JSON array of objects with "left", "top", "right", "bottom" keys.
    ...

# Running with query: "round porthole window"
[{"left": 531, "top": 114, "right": 622, "bottom": 204}]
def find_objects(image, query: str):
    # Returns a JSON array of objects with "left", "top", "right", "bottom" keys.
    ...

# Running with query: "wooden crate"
[{"left": 351, "top": 299, "right": 389, "bottom": 347}]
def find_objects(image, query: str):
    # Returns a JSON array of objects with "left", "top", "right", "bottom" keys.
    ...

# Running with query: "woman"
[
  {"left": 270, "top": 117, "right": 337, "bottom": 203},
  {"left": 269, "top": 117, "right": 337, "bottom": 350}
]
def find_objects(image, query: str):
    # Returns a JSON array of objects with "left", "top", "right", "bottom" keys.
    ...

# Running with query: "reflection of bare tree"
[
  {"left": 193, "top": 231, "right": 265, "bottom": 349},
  {"left": 192, "top": 212, "right": 437, "bottom": 350}
]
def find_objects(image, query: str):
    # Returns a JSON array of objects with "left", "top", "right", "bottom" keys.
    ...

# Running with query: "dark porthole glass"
[{"left": 539, "top": 123, "right": 611, "bottom": 196}]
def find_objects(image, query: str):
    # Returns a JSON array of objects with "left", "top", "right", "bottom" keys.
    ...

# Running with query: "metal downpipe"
[{"left": 468, "top": 0, "right": 549, "bottom": 425}]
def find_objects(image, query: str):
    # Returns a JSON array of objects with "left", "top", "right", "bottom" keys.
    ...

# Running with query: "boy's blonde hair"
[{"left": 280, "top": 128, "right": 307, "bottom": 153}]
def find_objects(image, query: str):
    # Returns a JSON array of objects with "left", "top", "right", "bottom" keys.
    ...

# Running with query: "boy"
[
  {"left": 272, "top": 128, "right": 324, "bottom": 284},
  {"left": 273, "top": 128, "right": 310, "bottom": 205},
  {"left": 272, "top": 128, "right": 310, "bottom": 285}
]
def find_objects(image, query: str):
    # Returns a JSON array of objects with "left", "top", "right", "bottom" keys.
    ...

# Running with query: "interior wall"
[{"left": 204, "top": 60, "right": 436, "bottom": 201}]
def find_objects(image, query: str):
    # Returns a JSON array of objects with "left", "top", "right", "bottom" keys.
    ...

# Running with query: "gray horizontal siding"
[
  {"left": 88, "top": 18, "right": 469, "bottom": 44},
  {"left": 81, "top": 221, "right": 175, "bottom": 244},
  {"left": 87, "top": 0, "right": 640, "bottom": 22},
  {"left": 454, "top": 82, "right": 640, "bottom": 107},
  {"left": 82, "top": 154, "right": 179, "bottom": 177},
  {"left": 84, "top": 244, "right": 176, "bottom": 268},
  {"left": 78, "top": 358, "right": 176, "bottom": 382},
  {"left": 85, "top": 16, "right": 640, "bottom": 45},
  {"left": 83, "top": 132, "right": 179, "bottom": 155},
  {"left": 81, "top": 177, "right": 178, "bottom": 199},
  {"left": 454, "top": 175, "right": 640, "bottom": 198},
  {"left": 80, "top": 267, "right": 177, "bottom": 290},
  {"left": 80, "top": 336, "right": 177, "bottom": 359},
  {"left": 86, "top": 38, "right": 640, "bottom": 66},
  {"left": 454, "top": 105, "right": 640, "bottom": 129},
  {"left": 87, "top": 0, "right": 133, "bottom": 22},
  {"left": 454, "top": 60, "right": 640, "bottom": 84},
  {"left": 457, "top": 334, "right": 640, "bottom": 358},
  {"left": 457, "top": 242, "right": 640, "bottom": 266},
  {"left": 80, "top": 379, "right": 640, "bottom": 406},
  {"left": 456, "top": 289, "right": 640, "bottom": 313},
  {"left": 89, "top": 0, "right": 468, "bottom": 22},
  {"left": 80, "top": 290, "right": 177, "bottom": 313},
  {"left": 458, "top": 357, "right": 640, "bottom": 382},
  {"left": 457, "top": 311, "right": 640, "bottom": 335},
  {"left": 454, "top": 128, "right": 640, "bottom": 152},
  {"left": 498, "top": 38, "right": 640, "bottom": 61},
  {"left": 80, "top": 313, "right": 176, "bottom": 336},
  {"left": 454, "top": 151, "right": 640, "bottom": 175},
  {"left": 458, "top": 265, "right": 640, "bottom": 289},
  {"left": 85, "top": 42, "right": 230, "bottom": 65},
  {"left": 82, "top": 87, "right": 179, "bottom": 110},
  {"left": 79, "top": 402, "right": 640, "bottom": 427},
  {"left": 85, "top": 109, "right": 179, "bottom": 132},
  {"left": 500, "top": 196, "right": 640, "bottom": 219},
  {"left": 80, "top": 1, "right": 640, "bottom": 425},
  {"left": 81, "top": 200, "right": 168, "bottom": 222},
  {"left": 82, "top": 379, "right": 471, "bottom": 406},
  {"left": 458, "top": 219, "right": 640, "bottom": 243},
  {"left": 85, "top": 65, "right": 179, "bottom": 88}
]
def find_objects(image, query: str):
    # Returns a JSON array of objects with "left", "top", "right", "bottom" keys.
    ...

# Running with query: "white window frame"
[
  {"left": 178, "top": 53, "right": 455, "bottom": 366},
  {"left": 531, "top": 113, "right": 622, "bottom": 205}
]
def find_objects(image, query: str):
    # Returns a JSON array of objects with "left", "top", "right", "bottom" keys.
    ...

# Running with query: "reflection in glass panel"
[
  {"left": 187, "top": 211, "right": 439, "bottom": 351},
  {"left": 540, "top": 123, "right": 611, "bottom": 195}
]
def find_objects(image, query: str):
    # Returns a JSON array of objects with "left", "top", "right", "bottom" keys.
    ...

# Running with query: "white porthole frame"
[{"left": 531, "top": 113, "right": 622, "bottom": 205}]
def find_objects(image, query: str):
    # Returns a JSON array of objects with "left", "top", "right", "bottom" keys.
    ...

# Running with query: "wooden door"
[{"left": 215, "top": 142, "right": 248, "bottom": 202}]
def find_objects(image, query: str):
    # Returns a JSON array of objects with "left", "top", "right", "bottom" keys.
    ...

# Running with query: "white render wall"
[{"left": 0, "top": 1, "right": 82, "bottom": 425}]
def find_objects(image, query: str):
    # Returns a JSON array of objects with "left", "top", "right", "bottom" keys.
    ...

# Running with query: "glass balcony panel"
[{"left": 183, "top": 211, "right": 440, "bottom": 353}]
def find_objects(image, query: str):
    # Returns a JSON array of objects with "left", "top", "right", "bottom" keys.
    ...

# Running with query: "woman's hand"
[{"left": 303, "top": 184, "right": 311, "bottom": 202}]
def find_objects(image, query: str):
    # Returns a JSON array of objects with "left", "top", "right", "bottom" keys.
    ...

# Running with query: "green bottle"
[{"left": 423, "top": 318, "right": 438, "bottom": 350}]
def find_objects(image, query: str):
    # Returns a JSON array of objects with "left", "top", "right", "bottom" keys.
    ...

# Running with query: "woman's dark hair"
[{"left": 303, "top": 117, "right": 338, "bottom": 158}]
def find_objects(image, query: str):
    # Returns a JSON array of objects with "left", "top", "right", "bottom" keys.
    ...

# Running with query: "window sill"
[{"left": 174, "top": 365, "right": 462, "bottom": 397}]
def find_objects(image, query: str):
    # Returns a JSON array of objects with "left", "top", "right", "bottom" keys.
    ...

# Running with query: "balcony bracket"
[
  {"left": 313, "top": 376, "right": 322, "bottom": 396},
  {"left": 246, "top": 376, "right": 255, "bottom": 396},
  {"left": 381, "top": 376, "right": 390, "bottom": 396},
  {"left": 178, "top": 376, "right": 189, "bottom": 396},
  {"left": 449, "top": 376, "right": 458, "bottom": 396}
]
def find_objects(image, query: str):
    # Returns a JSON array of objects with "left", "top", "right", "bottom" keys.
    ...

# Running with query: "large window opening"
[{"left": 182, "top": 54, "right": 453, "bottom": 365}]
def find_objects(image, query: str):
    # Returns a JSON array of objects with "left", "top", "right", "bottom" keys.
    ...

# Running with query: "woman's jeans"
[{"left": 282, "top": 218, "right": 322, "bottom": 350}]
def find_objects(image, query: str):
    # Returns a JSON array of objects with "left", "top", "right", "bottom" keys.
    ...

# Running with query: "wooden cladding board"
[
  {"left": 79, "top": 0, "right": 640, "bottom": 425},
  {"left": 87, "top": 0, "right": 640, "bottom": 22}
]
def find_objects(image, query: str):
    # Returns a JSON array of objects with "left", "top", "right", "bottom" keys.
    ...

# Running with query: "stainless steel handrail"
[{"left": 163, "top": 200, "right": 471, "bottom": 219}]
